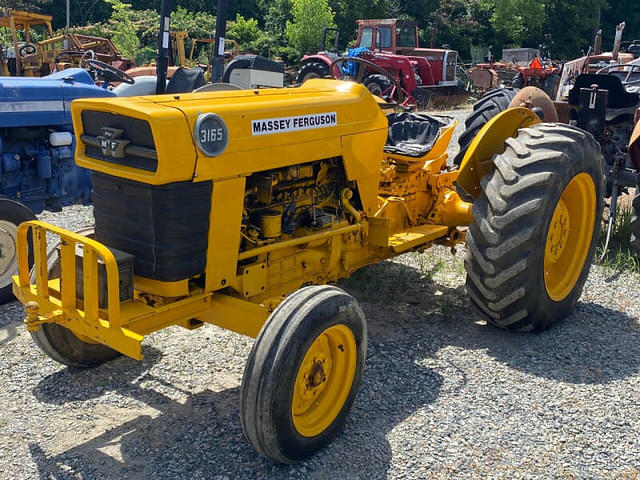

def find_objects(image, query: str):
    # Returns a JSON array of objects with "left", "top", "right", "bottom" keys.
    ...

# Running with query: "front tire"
[
  {"left": 465, "top": 123, "right": 604, "bottom": 331},
  {"left": 240, "top": 285, "right": 367, "bottom": 463},
  {"left": 363, "top": 73, "right": 391, "bottom": 98},
  {"left": 0, "top": 198, "right": 35, "bottom": 303},
  {"left": 29, "top": 228, "right": 121, "bottom": 367}
]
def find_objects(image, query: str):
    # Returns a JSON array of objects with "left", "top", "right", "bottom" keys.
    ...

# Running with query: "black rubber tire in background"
[
  {"left": 240, "top": 285, "right": 367, "bottom": 464},
  {"left": 543, "top": 73, "right": 560, "bottom": 99},
  {"left": 0, "top": 198, "right": 35, "bottom": 304},
  {"left": 453, "top": 87, "right": 520, "bottom": 166},
  {"left": 296, "top": 61, "right": 330, "bottom": 84},
  {"left": 631, "top": 179, "right": 640, "bottom": 256},
  {"left": 29, "top": 228, "right": 121, "bottom": 368},
  {"left": 363, "top": 73, "right": 391, "bottom": 98},
  {"left": 511, "top": 71, "right": 525, "bottom": 89},
  {"left": 465, "top": 123, "right": 604, "bottom": 331}
]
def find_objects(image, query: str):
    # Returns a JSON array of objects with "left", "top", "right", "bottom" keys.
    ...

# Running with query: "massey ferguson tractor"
[
  {"left": 14, "top": 72, "right": 604, "bottom": 463},
  {"left": 297, "top": 19, "right": 471, "bottom": 108}
]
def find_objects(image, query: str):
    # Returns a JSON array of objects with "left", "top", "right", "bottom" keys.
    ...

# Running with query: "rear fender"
[
  {"left": 300, "top": 54, "right": 336, "bottom": 77},
  {"left": 456, "top": 107, "right": 541, "bottom": 201},
  {"left": 300, "top": 54, "right": 333, "bottom": 68}
]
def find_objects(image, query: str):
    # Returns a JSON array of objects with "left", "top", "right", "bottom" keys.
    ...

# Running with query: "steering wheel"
[
  {"left": 19, "top": 43, "right": 37, "bottom": 57},
  {"left": 329, "top": 56, "right": 406, "bottom": 105},
  {"left": 86, "top": 58, "right": 135, "bottom": 85},
  {"left": 79, "top": 50, "right": 95, "bottom": 68},
  {"left": 596, "top": 63, "right": 640, "bottom": 85}
]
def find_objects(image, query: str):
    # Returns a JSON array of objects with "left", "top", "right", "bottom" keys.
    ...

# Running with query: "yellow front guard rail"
[
  {"left": 17, "top": 221, "right": 122, "bottom": 324},
  {"left": 13, "top": 220, "right": 143, "bottom": 357},
  {"left": 13, "top": 221, "right": 269, "bottom": 360}
]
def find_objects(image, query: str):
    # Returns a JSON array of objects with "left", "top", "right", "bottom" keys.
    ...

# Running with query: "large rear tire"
[
  {"left": 29, "top": 228, "right": 121, "bottom": 368},
  {"left": 465, "top": 123, "right": 604, "bottom": 331},
  {"left": 631, "top": 179, "right": 640, "bottom": 256},
  {"left": 297, "top": 61, "right": 330, "bottom": 84},
  {"left": 453, "top": 87, "right": 520, "bottom": 166},
  {"left": 0, "top": 198, "right": 35, "bottom": 304},
  {"left": 240, "top": 285, "right": 366, "bottom": 463}
]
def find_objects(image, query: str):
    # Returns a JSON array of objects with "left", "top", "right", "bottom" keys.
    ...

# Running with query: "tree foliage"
[
  {"left": 104, "top": 0, "right": 139, "bottom": 58},
  {"left": 2, "top": 0, "right": 639, "bottom": 62},
  {"left": 286, "top": 0, "right": 336, "bottom": 53},
  {"left": 491, "top": 0, "right": 545, "bottom": 46}
]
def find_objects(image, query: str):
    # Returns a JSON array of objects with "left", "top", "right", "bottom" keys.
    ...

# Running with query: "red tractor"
[
  {"left": 297, "top": 19, "right": 470, "bottom": 109},
  {"left": 510, "top": 56, "right": 562, "bottom": 97},
  {"left": 470, "top": 48, "right": 561, "bottom": 97}
]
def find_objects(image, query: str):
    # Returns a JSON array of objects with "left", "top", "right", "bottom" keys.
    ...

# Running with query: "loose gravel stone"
[{"left": 1, "top": 108, "right": 639, "bottom": 479}]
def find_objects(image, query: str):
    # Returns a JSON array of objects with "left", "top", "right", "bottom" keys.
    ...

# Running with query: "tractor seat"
[
  {"left": 568, "top": 73, "right": 639, "bottom": 109},
  {"left": 165, "top": 67, "right": 206, "bottom": 94},
  {"left": 384, "top": 112, "right": 453, "bottom": 158}
]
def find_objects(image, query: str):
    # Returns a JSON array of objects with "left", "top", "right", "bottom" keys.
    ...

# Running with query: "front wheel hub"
[{"left": 291, "top": 324, "right": 356, "bottom": 437}]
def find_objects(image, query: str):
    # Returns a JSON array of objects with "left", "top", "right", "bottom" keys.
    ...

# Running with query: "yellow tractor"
[{"left": 13, "top": 79, "right": 603, "bottom": 463}]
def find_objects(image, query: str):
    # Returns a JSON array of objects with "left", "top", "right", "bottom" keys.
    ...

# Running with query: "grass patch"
[
  {"left": 596, "top": 204, "right": 640, "bottom": 273},
  {"left": 412, "top": 251, "right": 446, "bottom": 281}
]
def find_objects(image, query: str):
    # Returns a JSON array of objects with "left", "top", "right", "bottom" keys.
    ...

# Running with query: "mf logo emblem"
[{"left": 97, "top": 127, "right": 130, "bottom": 158}]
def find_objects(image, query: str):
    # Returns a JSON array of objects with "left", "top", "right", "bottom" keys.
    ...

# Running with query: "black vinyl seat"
[
  {"left": 165, "top": 67, "right": 206, "bottom": 94},
  {"left": 384, "top": 112, "right": 452, "bottom": 158}
]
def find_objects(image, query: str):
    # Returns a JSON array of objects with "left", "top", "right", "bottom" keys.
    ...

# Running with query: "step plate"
[{"left": 388, "top": 225, "right": 449, "bottom": 253}]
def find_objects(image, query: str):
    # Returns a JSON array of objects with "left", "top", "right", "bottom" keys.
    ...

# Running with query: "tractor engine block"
[{"left": 242, "top": 159, "right": 348, "bottom": 248}]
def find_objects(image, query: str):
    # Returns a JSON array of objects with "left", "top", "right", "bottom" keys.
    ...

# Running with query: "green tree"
[
  {"left": 227, "top": 14, "right": 274, "bottom": 55},
  {"left": 428, "top": 0, "right": 496, "bottom": 58},
  {"left": 227, "top": 14, "right": 261, "bottom": 46},
  {"left": 286, "top": 0, "right": 336, "bottom": 53},
  {"left": 264, "top": 0, "right": 293, "bottom": 43},
  {"left": 105, "top": 0, "right": 139, "bottom": 58},
  {"left": 544, "top": 0, "right": 612, "bottom": 59},
  {"left": 491, "top": 0, "right": 546, "bottom": 47},
  {"left": 329, "top": 0, "right": 387, "bottom": 47}
]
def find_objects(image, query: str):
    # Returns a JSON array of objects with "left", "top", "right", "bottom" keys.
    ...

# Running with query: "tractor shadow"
[
  {"left": 28, "top": 318, "right": 443, "bottom": 479},
  {"left": 342, "top": 259, "right": 640, "bottom": 386}
]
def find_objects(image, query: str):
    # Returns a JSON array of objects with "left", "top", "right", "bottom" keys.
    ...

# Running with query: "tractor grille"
[
  {"left": 80, "top": 111, "right": 158, "bottom": 172},
  {"left": 92, "top": 172, "right": 212, "bottom": 282}
]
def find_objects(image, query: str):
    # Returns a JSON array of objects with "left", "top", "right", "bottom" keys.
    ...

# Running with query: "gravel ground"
[{"left": 1, "top": 109, "right": 640, "bottom": 479}]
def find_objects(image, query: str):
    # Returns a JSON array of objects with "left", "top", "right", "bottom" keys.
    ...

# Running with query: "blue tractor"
[{"left": 0, "top": 61, "right": 151, "bottom": 302}]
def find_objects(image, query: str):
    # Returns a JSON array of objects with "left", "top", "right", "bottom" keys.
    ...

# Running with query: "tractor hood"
[
  {"left": 71, "top": 79, "right": 388, "bottom": 185},
  {"left": 0, "top": 68, "right": 114, "bottom": 128},
  {"left": 406, "top": 48, "right": 449, "bottom": 60}
]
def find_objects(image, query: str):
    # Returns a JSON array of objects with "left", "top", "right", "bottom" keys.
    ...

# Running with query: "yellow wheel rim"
[
  {"left": 544, "top": 173, "right": 596, "bottom": 301},
  {"left": 291, "top": 324, "right": 357, "bottom": 437}
]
